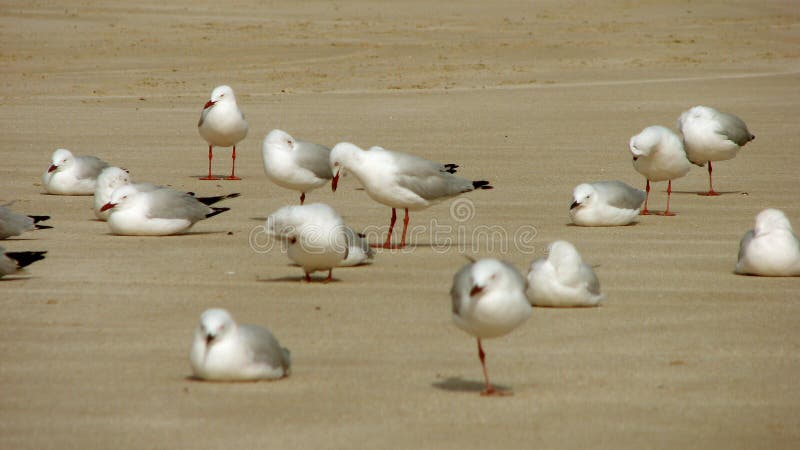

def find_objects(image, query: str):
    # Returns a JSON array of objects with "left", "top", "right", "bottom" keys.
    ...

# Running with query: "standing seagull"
[
  {"left": 265, "top": 203, "right": 348, "bottom": 282},
  {"left": 629, "top": 126, "right": 691, "bottom": 216},
  {"left": 735, "top": 209, "right": 800, "bottom": 277},
  {"left": 569, "top": 181, "right": 646, "bottom": 226},
  {"left": 526, "top": 240, "right": 605, "bottom": 307},
  {"left": 198, "top": 85, "right": 248, "bottom": 180},
  {"left": 43, "top": 148, "right": 109, "bottom": 195},
  {"left": 330, "top": 142, "right": 492, "bottom": 248},
  {"left": 262, "top": 129, "right": 332, "bottom": 204},
  {"left": 100, "top": 185, "right": 233, "bottom": 235},
  {"left": 678, "top": 105, "right": 755, "bottom": 196},
  {"left": 0, "top": 204, "right": 51, "bottom": 239},
  {"left": 451, "top": 258, "right": 531, "bottom": 396},
  {"left": 1, "top": 247, "right": 46, "bottom": 278},
  {"left": 189, "top": 308, "right": 291, "bottom": 381}
]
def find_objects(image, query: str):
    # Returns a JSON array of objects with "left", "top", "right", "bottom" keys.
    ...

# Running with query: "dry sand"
[{"left": 1, "top": 1, "right": 799, "bottom": 448}]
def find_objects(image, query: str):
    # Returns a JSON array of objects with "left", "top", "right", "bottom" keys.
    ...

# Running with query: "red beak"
[
  {"left": 331, "top": 171, "right": 339, "bottom": 192},
  {"left": 100, "top": 202, "right": 116, "bottom": 212},
  {"left": 469, "top": 285, "right": 484, "bottom": 297},
  {"left": 203, "top": 100, "right": 215, "bottom": 110},
  {"left": 47, "top": 164, "right": 57, "bottom": 173}
]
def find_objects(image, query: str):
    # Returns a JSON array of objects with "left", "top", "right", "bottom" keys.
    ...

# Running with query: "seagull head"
[
  {"left": 546, "top": 240, "right": 583, "bottom": 270},
  {"left": 97, "top": 167, "right": 131, "bottom": 192},
  {"left": 48, "top": 148, "right": 74, "bottom": 173},
  {"left": 754, "top": 208, "right": 793, "bottom": 236},
  {"left": 264, "top": 129, "right": 295, "bottom": 153},
  {"left": 571, "top": 183, "right": 595, "bottom": 210},
  {"left": 468, "top": 259, "right": 514, "bottom": 298},
  {"left": 330, "top": 142, "right": 362, "bottom": 192},
  {"left": 204, "top": 85, "right": 236, "bottom": 109},
  {"left": 101, "top": 184, "right": 139, "bottom": 212}
]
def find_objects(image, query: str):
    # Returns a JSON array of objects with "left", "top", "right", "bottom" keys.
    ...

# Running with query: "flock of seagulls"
[{"left": 4, "top": 83, "right": 798, "bottom": 394}]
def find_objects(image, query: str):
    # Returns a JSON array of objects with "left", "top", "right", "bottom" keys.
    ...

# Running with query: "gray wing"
[
  {"left": 295, "top": 140, "right": 333, "bottom": 180},
  {"left": 396, "top": 172, "right": 474, "bottom": 201},
  {"left": 239, "top": 324, "right": 291, "bottom": 373},
  {"left": 0, "top": 206, "right": 34, "bottom": 239},
  {"left": 593, "top": 181, "right": 646, "bottom": 210},
  {"left": 145, "top": 188, "right": 211, "bottom": 222},
  {"left": 580, "top": 263, "right": 602, "bottom": 297},
  {"left": 74, "top": 156, "right": 109, "bottom": 179},
  {"left": 714, "top": 111, "right": 754, "bottom": 146},
  {"left": 737, "top": 229, "right": 754, "bottom": 263},
  {"left": 450, "top": 263, "right": 472, "bottom": 315}
]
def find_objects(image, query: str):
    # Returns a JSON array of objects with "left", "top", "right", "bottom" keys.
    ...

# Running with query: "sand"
[{"left": 1, "top": 0, "right": 799, "bottom": 448}]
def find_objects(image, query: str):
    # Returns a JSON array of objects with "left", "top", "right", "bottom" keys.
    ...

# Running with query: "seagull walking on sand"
[
  {"left": 100, "top": 185, "right": 234, "bottom": 235},
  {"left": 189, "top": 308, "right": 291, "bottom": 381},
  {"left": 569, "top": 181, "right": 645, "bottom": 226},
  {"left": 266, "top": 203, "right": 349, "bottom": 282},
  {"left": 678, "top": 105, "right": 755, "bottom": 196},
  {"left": 451, "top": 258, "right": 531, "bottom": 396},
  {"left": 198, "top": 85, "right": 248, "bottom": 180},
  {"left": 735, "top": 208, "right": 800, "bottom": 277},
  {"left": 629, "top": 125, "right": 691, "bottom": 216},
  {"left": 526, "top": 240, "right": 605, "bottom": 307},
  {"left": 330, "top": 142, "right": 493, "bottom": 249},
  {"left": 0, "top": 204, "right": 51, "bottom": 239},
  {"left": 43, "top": 148, "right": 109, "bottom": 195},
  {"left": 1, "top": 247, "right": 46, "bottom": 278},
  {"left": 262, "top": 129, "right": 332, "bottom": 204}
]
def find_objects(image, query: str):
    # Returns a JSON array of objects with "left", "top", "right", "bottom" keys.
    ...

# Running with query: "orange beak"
[
  {"left": 100, "top": 202, "right": 116, "bottom": 212},
  {"left": 47, "top": 164, "right": 57, "bottom": 173},
  {"left": 203, "top": 100, "right": 215, "bottom": 110},
  {"left": 331, "top": 170, "right": 339, "bottom": 192},
  {"left": 469, "top": 285, "right": 484, "bottom": 297}
]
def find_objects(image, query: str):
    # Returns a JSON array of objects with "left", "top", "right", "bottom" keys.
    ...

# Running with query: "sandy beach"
[{"left": 1, "top": 1, "right": 799, "bottom": 448}]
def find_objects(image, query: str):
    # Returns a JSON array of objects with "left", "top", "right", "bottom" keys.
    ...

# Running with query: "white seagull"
[
  {"left": 450, "top": 258, "right": 531, "bottom": 396},
  {"left": 629, "top": 125, "right": 691, "bottom": 216},
  {"left": 100, "top": 185, "right": 233, "bottom": 235},
  {"left": 198, "top": 85, "right": 248, "bottom": 180},
  {"left": 735, "top": 208, "right": 800, "bottom": 277},
  {"left": 330, "top": 142, "right": 492, "bottom": 248},
  {"left": 0, "top": 247, "right": 46, "bottom": 278},
  {"left": 189, "top": 308, "right": 291, "bottom": 381},
  {"left": 526, "top": 240, "right": 605, "bottom": 307},
  {"left": 0, "top": 204, "right": 51, "bottom": 239},
  {"left": 42, "top": 148, "right": 109, "bottom": 195},
  {"left": 678, "top": 105, "right": 755, "bottom": 196},
  {"left": 266, "top": 203, "right": 349, "bottom": 282},
  {"left": 569, "top": 181, "right": 646, "bottom": 226},
  {"left": 262, "top": 129, "right": 333, "bottom": 205}
]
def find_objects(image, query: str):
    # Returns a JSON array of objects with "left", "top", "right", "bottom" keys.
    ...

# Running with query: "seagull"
[
  {"left": 189, "top": 308, "right": 291, "bottom": 381},
  {"left": 526, "top": 240, "right": 605, "bottom": 307},
  {"left": 569, "top": 181, "right": 646, "bottom": 226},
  {"left": 678, "top": 105, "right": 755, "bottom": 196},
  {"left": 338, "top": 226, "right": 375, "bottom": 267},
  {"left": 197, "top": 85, "right": 248, "bottom": 180},
  {"left": 93, "top": 167, "right": 239, "bottom": 221},
  {"left": 266, "top": 203, "right": 349, "bottom": 282},
  {"left": 629, "top": 125, "right": 691, "bottom": 216},
  {"left": 1, "top": 247, "right": 46, "bottom": 278},
  {"left": 0, "top": 204, "right": 51, "bottom": 239},
  {"left": 42, "top": 148, "right": 109, "bottom": 195},
  {"left": 100, "top": 185, "right": 233, "bottom": 235},
  {"left": 262, "top": 129, "right": 333, "bottom": 205},
  {"left": 330, "top": 142, "right": 493, "bottom": 248},
  {"left": 451, "top": 258, "right": 531, "bottom": 396},
  {"left": 735, "top": 208, "right": 800, "bottom": 277}
]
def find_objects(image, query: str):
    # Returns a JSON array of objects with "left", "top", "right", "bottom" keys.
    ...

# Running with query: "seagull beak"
[
  {"left": 100, "top": 202, "right": 116, "bottom": 212},
  {"left": 469, "top": 284, "right": 484, "bottom": 297},
  {"left": 332, "top": 170, "right": 339, "bottom": 192},
  {"left": 570, "top": 200, "right": 580, "bottom": 210},
  {"left": 632, "top": 156, "right": 639, "bottom": 161},
  {"left": 205, "top": 333, "right": 215, "bottom": 347},
  {"left": 203, "top": 100, "right": 216, "bottom": 110},
  {"left": 47, "top": 164, "right": 58, "bottom": 173}
]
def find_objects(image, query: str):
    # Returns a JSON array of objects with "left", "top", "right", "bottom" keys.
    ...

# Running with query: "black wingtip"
[
  {"left": 196, "top": 193, "right": 241, "bottom": 206},
  {"left": 28, "top": 215, "right": 50, "bottom": 224},
  {"left": 443, "top": 163, "right": 459, "bottom": 174},
  {"left": 205, "top": 207, "right": 230, "bottom": 219},
  {"left": 6, "top": 251, "right": 47, "bottom": 269},
  {"left": 472, "top": 180, "right": 493, "bottom": 190}
]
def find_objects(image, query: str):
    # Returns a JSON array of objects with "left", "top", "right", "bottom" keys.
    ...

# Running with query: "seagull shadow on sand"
[
  {"left": 101, "top": 231, "right": 231, "bottom": 237},
  {"left": 256, "top": 274, "right": 343, "bottom": 283},
  {"left": 671, "top": 190, "right": 742, "bottom": 196},
  {"left": 432, "top": 376, "right": 512, "bottom": 394}
]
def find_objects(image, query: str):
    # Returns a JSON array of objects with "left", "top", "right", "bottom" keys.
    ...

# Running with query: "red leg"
[
  {"left": 477, "top": 339, "right": 510, "bottom": 396},
  {"left": 226, "top": 146, "right": 241, "bottom": 180},
  {"left": 200, "top": 145, "right": 220, "bottom": 180},
  {"left": 698, "top": 161, "right": 719, "bottom": 196},
  {"left": 304, "top": 272, "right": 311, "bottom": 283},
  {"left": 372, "top": 208, "right": 397, "bottom": 248},
  {"left": 324, "top": 269, "right": 333, "bottom": 283},
  {"left": 300, "top": 192, "right": 306, "bottom": 205},
  {"left": 661, "top": 179, "right": 676, "bottom": 216},
  {"left": 640, "top": 180, "right": 651, "bottom": 215},
  {"left": 398, "top": 208, "right": 410, "bottom": 248}
]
